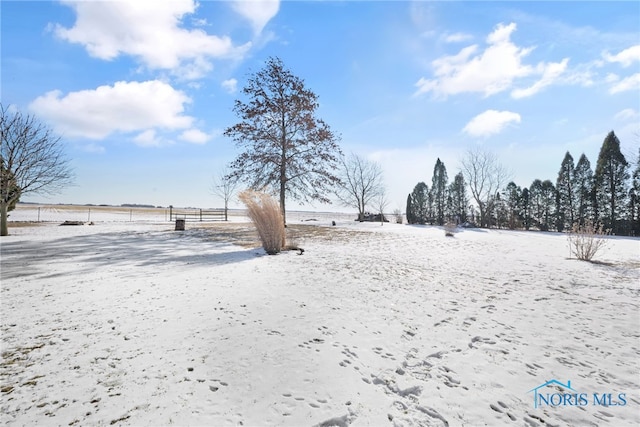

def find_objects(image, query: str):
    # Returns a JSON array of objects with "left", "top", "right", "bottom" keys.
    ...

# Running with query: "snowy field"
[{"left": 1, "top": 206, "right": 639, "bottom": 427}]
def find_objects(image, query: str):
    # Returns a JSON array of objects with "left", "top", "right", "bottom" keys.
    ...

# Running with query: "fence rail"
[{"left": 169, "top": 207, "right": 226, "bottom": 222}]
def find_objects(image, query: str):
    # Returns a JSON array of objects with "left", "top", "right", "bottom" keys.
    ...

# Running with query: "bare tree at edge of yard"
[
  {"left": 460, "top": 148, "right": 510, "bottom": 228},
  {"left": 210, "top": 165, "right": 240, "bottom": 221},
  {"left": 335, "top": 152, "right": 385, "bottom": 221},
  {"left": 376, "top": 188, "right": 389, "bottom": 225},
  {"left": 224, "top": 56, "right": 342, "bottom": 227},
  {"left": 1, "top": 103, "right": 73, "bottom": 236}
]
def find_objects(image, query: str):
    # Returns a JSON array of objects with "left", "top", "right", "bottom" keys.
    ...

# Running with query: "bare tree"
[
  {"left": 375, "top": 187, "right": 389, "bottom": 225},
  {"left": 224, "top": 57, "right": 342, "bottom": 226},
  {"left": 1, "top": 104, "right": 73, "bottom": 236},
  {"left": 210, "top": 165, "right": 239, "bottom": 221},
  {"left": 336, "top": 153, "right": 385, "bottom": 221},
  {"left": 460, "top": 148, "right": 510, "bottom": 228}
]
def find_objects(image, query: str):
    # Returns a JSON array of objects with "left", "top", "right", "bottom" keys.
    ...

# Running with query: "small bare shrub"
[
  {"left": 238, "top": 190, "right": 285, "bottom": 255},
  {"left": 393, "top": 209, "right": 403, "bottom": 224},
  {"left": 444, "top": 221, "right": 457, "bottom": 237},
  {"left": 567, "top": 220, "right": 610, "bottom": 262}
]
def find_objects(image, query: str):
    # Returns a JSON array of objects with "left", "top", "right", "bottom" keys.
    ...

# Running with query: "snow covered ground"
[{"left": 1, "top": 206, "right": 639, "bottom": 426}]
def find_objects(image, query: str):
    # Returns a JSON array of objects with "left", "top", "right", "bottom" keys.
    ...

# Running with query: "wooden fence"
[{"left": 169, "top": 207, "right": 226, "bottom": 222}]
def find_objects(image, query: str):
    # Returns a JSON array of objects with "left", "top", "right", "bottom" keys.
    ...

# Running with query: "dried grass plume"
[{"left": 238, "top": 190, "right": 285, "bottom": 255}]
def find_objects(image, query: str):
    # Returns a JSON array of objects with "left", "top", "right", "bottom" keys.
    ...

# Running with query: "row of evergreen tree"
[
  {"left": 405, "top": 131, "right": 640, "bottom": 236},
  {"left": 406, "top": 159, "right": 469, "bottom": 226}
]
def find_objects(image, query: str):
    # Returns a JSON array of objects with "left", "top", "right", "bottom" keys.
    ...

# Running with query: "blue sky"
[{"left": 2, "top": 0, "right": 639, "bottom": 211}]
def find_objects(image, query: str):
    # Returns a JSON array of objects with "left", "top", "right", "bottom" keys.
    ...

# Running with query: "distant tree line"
[
  {"left": 499, "top": 131, "right": 638, "bottom": 236},
  {"left": 406, "top": 131, "right": 639, "bottom": 236}
]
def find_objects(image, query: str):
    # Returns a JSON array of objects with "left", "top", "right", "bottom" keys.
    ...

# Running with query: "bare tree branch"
[
  {"left": 335, "top": 153, "right": 385, "bottom": 221},
  {"left": 224, "top": 57, "right": 342, "bottom": 225},
  {"left": 1, "top": 103, "right": 74, "bottom": 236},
  {"left": 460, "top": 148, "right": 510, "bottom": 228},
  {"left": 210, "top": 164, "right": 240, "bottom": 221}
]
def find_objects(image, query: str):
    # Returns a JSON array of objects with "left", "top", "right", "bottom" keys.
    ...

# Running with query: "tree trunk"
[
  {"left": 279, "top": 162, "right": 287, "bottom": 247},
  {"left": 478, "top": 203, "right": 486, "bottom": 228},
  {"left": 1, "top": 201, "right": 8, "bottom": 237},
  {"left": 280, "top": 171, "right": 287, "bottom": 223}
]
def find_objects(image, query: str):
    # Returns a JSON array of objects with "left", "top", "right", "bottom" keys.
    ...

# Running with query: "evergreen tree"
[
  {"left": 445, "top": 189, "right": 454, "bottom": 223},
  {"left": 594, "top": 131, "right": 629, "bottom": 233},
  {"left": 448, "top": 172, "right": 468, "bottom": 224},
  {"left": 431, "top": 158, "right": 448, "bottom": 225},
  {"left": 503, "top": 181, "right": 522, "bottom": 229},
  {"left": 494, "top": 192, "right": 508, "bottom": 229},
  {"left": 540, "top": 180, "right": 556, "bottom": 231},
  {"left": 406, "top": 193, "right": 415, "bottom": 224},
  {"left": 555, "top": 188, "right": 564, "bottom": 232},
  {"left": 410, "top": 182, "right": 429, "bottom": 224},
  {"left": 521, "top": 187, "right": 531, "bottom": 230},
  {"left": 631, "top": 148, "right": 640, "bottom": 235},
  {"left": 574, "top": 154, "right": 594, "bottom": 226},
  {"left": 556, "top": 151, "right": 577, "bottom": 231},
  {"left": 529, "top": 179, "right": 544, "bottom": 230}
]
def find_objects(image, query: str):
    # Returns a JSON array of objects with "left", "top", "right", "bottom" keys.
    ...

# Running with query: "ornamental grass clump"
[{"left": 238, "top": 190, "right": 285, "bottom": 255}]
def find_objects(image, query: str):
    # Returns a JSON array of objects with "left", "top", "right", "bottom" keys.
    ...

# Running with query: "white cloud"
[
  {"left": 231, "top": 0, "right": 280, "bottom": 35},
  {"left": 54, "top": 0, "right": 250, "bottom": 79},
  {"left": 134, "top": 129, "right": 163, "bottom": 147},
  {"left": 80, "top": 142, "right": 106, "bottom": 154},
  {"left": 414, "top": 22, "right": 569, "bottom": 99},
  {"left": 179, "top": 129, "right": 210, "bottom": 144},
  {"left": 29, "top": 80, "right": 194, "bottom": 140},
  {"left": 605, "top": 73, "right": 619, "bottom": 83},
  {"left": 462, "top": 110, "right": 521, "bottom": 138},
  {"left": 603, "top": 45, "right": 640, "bottom": 67},
  {"left": 614, "top": 108, "right": 639, "bottom": 121},
  {"left": 609, "top": 73, "right": 640, "bottom": 94},
  {"left": 222, "top": 78, "right": 238, "bottom": 94},
  {"left": 511, "top": 58, "right": 569, "bottom": 99},
  {"left": 442, "top": 32, "right": 472, "bottom": 43}
]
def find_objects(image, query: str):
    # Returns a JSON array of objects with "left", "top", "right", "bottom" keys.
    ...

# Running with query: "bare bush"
[
  {"left": 444, "top": 221, "right": 457, "bottom": 237},
  {"left": 393, "top": 209, "right": 403, "bottom": 224},
  {"left": 238, "top": 190, "right": 285, "bottom": 255},
  {"left": 567, "top": 220, "right": 610, "bottom": 262}
]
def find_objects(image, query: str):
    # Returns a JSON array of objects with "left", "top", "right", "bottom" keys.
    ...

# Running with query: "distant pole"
[
  {"left": 169, "top": 205, "right": 173, "bottom": 221},
  {"left": 88, "top": 208, "right": 91, "bottom": 222},
  {"left": 200, "top": 209, "right": 202, "bottom": 222},
  {"left": 38, "top": 207, "right": 41, "bottom": 222},
  {"left": 130, "top": 209, "right": 132, "bottom": 222}
]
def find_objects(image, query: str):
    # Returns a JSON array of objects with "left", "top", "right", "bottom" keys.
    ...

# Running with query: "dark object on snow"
[
  {"left": 175, "top": 219, "right": 185, "bottom": 231},
  {"left": 332, "top": 221, "right": 336, "bottom": 226},
  {"left": 356, "top": 212, "right": 389, "bottom": 223},
  {"left": 60, "top": 221, "right": 84, "bottom": 226}
]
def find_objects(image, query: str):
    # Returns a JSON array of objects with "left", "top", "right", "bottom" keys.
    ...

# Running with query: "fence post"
[
  {"left": 169, "top": 205, "right": 173, "bottom": 221},
  {"left": 200, "top": 209, "right": 202, "bottom": 221},
  {"left": 88, "top": 208, "right": 91, "bottom": 222},
  {"left": 130, "top": 209, "right": 132, "bottom": 222},
  {"left": 38, "top": 206, "right": 41, "bottom": 222}
]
